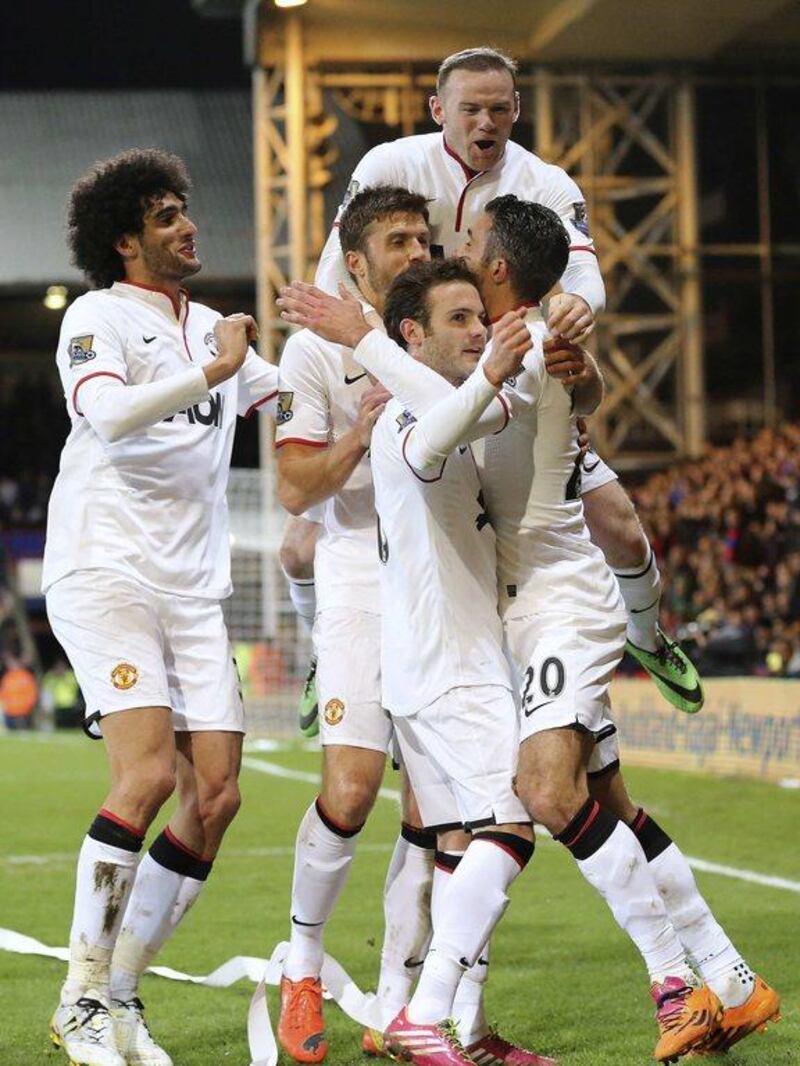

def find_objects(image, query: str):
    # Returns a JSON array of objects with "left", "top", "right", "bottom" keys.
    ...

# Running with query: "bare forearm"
[
  {"left": 278, "top": 431, "right": 368, "bottom": 514},
  {"left": 572, "top": 350, "right": 604, "bottom": 415}
]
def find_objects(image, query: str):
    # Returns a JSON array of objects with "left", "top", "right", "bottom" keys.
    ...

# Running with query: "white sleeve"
[
  {"left": 538, "top": 164, "right": 605, "bottom": 315},
  {"left": 236, "top": 347, "right": 279, "bottom": 418},
  {"left": 274, "top": 333, "right": 330, "bottom": 448},
  {"left": 77, "top": 366, "right": 210, "bottom": 444},
  {"left": 403, "top": 366, "right": 499, "bottom": 472},
  {"left": 353, "top": 330, "right": 510, "bottom": 434},
  {"left": 314, "top": 143, "right": 404, "bottom": 296}
]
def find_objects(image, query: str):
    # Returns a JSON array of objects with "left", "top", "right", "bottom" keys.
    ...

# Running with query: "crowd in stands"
[{"left": 632, "top": 423, "right": 800, "bottom": 678}]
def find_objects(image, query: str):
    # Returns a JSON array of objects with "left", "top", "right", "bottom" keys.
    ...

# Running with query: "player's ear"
[
  {"left": 430, "top": 94, "right": 444, "bottom": 127},
  {"left": 345, "top": 249, "right": 366, "bottom": 282},
  {"left": 114, "top": 233, "right": 139, "bottom": 263},
  {"left": 513, "top": 91, "right": 521, "bottom": 122},
  {"left": 491, "top": 255, "right": 509, "bottom": 286},
  {"left": 400, "top": 317, "right": 424, "bottom": 347}
]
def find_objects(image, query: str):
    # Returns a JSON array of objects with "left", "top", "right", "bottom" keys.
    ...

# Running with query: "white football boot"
[
  {"left": 50, "top": 990, "right": 126, "bottom": 1066},
  {"left": 111, "top": 997, "right": 173, "bottom": 1066}
]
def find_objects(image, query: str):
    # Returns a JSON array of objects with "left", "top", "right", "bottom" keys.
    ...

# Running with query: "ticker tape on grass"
[{"left": 0, "top": 929, "right": 387, "bottom": 1066}]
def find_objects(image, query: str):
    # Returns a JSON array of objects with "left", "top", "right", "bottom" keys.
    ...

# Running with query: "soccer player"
[
  {"left": 316, "top": 45, "right": 703, "bottom": 715},
  {"left": 274, "top": 186, "right": 436, "bottom": 1065},
  {"left": 369, "top": 260, "right": 538, "bottom": 1066},
  {"left": 42, "top": 149, "right": 278, "bottom": 1066},
  {"left": 460, "top": 197, "right": 777, "bottom": 1060}
]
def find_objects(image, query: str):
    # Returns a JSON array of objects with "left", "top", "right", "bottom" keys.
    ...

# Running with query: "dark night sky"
[{"left": 0, "top": 0, "right": 248, "bottom": 89}]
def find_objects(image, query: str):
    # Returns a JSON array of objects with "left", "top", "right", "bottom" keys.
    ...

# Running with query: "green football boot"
[
  {"left": 297, "top": 656, "right": 319, "bottom": 737},
  {"left": 626, "top": 625, "right": 704, "bottom": 714}
]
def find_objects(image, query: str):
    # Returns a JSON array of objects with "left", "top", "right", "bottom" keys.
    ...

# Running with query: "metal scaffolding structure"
[{"left": 253, "top": 11, "right": 800, "bottom": 467}]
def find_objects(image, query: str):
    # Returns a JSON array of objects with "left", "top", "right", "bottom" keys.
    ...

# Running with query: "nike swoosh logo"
[
  {"left": 404, "top": 956, "right": 425, "bottom": 969},
  {"left": 630, "top": 597, "right": 659, "bottom": 615},
  {"left": 291, "top": 915, "right": 324, "bottom": 927},
  {"left": 524, "top": 700, "right": 554, "bottom": 717},
  {"left": 298, "top": 705, "right": 318, "bottom": 730},
  {"left": 344, "top": 372, "right": 367, "bottom": 385},
  {"left": 582, "top": 458, "right": 600, "bottom": 472},
  {"left": 651, "top": 673, "right": 703, "bottom": 705},
  {"left": 143, "top": 335, "right": 157, "bottom": 344}
]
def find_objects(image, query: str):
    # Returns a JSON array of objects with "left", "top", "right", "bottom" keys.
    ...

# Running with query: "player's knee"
[
  {"left": 325, "top": 777, "right": 377, "bottom": 829},
  {"left": 117, "top": 761, "right": 176, "bottom": 817},
  {"left": 197, "top": 779, "right": 241, "bottom": 834},
  {"left": 584, "top": 484, "right": 648, "bottom": 570},
  {"left": 516, "top": 778, "right": 578, "bottom": 836},
  {"left": 279, "top": 540, "right": 313, "bottom": 581}
]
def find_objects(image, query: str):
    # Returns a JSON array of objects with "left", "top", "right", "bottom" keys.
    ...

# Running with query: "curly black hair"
[
  {"left": 384, "top": 258, "right": 480, "bottom": 350},
  {"left": 67, "top": 148, "right": 191, "bottom": 289}
]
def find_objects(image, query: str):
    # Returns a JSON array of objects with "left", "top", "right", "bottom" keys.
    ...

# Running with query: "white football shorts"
[
  {"left": 580, "top": 450, "right": 618, "bottom": 496},
  {"left": 392, "top": 684, "right": 530, "bottom": 832},
  {"left": 313, "top": 607, "right": 391, "bottom": 753},
  {"left": 46, "top": 569, "right": 244, "bottom": 735},
  {"left": 505, "top": 609, "right": 626, "bottom": 776}
]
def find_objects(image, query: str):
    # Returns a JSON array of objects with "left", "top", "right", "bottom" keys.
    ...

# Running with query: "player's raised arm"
[{"left": 544, "top": 336, "right": 605, "bottom": 415}]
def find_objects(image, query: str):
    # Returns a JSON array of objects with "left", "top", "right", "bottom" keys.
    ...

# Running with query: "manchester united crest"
[
  {"left": 324, "top": 697, "right": 345, "bottom": 726},
  {"left": 111, "top": 662, "right": 139, "bottom": 691}
]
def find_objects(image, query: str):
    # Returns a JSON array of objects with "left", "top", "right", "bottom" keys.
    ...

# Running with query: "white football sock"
[
  {"left": 649, "top": 843, "right": 754, "bottom": 1007},
  {"left": 284, "top": 801, "right": 360, "bottom": 981},
  {"left": 576, "top": 823, "right": 694, "bottom": 985},
  {"left": 62, "top": 835, "right": 140, "bottom": 1003},
  {"left": 109, "top": 854, "right": 206, "bottom": 1001},
  {"left": 376, "top": 828, "right": 435, "bottom": 1020},
  {"left": 614, "top": 547, "right": 661, "bottom": 652},
  {"left": 287, "top": 577, "right": 316, "bottom": 635},
  {"left": 453, "top": 942, "right": 490, "bottom": 1046},
  {"left": 408, "top": 839, "right": 522, "bottom": 1025}
]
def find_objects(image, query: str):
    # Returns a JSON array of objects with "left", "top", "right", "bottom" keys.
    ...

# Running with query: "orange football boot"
[
  {"left": 362, "top": 1027, "right": 391, "bottom": 1057},
  {"left": 692, "top": 976, "right": 780, "bottom": 1054},
  {"left": 651, "top": 977, "right": 722, "bottom": 1062},
  {"left": 277, "top": 976, "right": 328, "bottom": 1063}
]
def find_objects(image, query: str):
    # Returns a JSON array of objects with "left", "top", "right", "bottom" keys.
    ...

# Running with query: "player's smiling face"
[
  {"left": 120, "top": 191, "right": 201, "bottom": 287},
  {"left": 417, "top": 280, "right": 488, "bottom": 386},
  {"left": 354, "top": 212, "right": 431, "bottom": 310},
  {"left": 431, "top": 69, "right": 520, "bottom": 172}
]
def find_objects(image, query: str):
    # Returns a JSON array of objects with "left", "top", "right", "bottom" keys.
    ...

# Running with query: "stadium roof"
[
  {"left": 199, "top": 0, "right": 800, "bottom": 66},
  {"left": 0, "top": 90, "right": 253, "bottom": 287}
]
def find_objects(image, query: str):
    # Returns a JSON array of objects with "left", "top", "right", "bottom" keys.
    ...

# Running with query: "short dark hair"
[
  {"left": 483, "top": 195, "right": 570, "bottom": 303},
  {"left": 384, "top": 258, "right": 481, "bottom": 350},
  {"left": 68, "top": 148, "right": 191, "bottom": 289},
  {"left": 436, "top": 47, "right": 518, "bottom": 95},
  {"left": 338, "top": 184, "right": 430, "bottom": 257}
]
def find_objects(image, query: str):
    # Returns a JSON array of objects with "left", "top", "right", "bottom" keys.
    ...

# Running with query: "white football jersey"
[
  {"left": 478, "top": 311, "right": 623, "bottom": 620},
  {"left": 371, "top": 396, "right": 511, "bottom": 717},
  {"left": 316, "top": 132, "right": 602, "bottom": 313},
  {"left": 276, "top": 329, "right": 379, "bottom": 614},
  {"left": 42, "top": 282, "right": 278, "bottom": 599}
]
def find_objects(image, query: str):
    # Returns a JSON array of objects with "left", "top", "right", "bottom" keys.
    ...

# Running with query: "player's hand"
[
  {"left": 205, "top": 314, "right": 258, "bottom": 387},
  {"left": 544, "top": 336, "right": 590, "bottom": 385},
  {"left": 277, "top": 281, "right": 372, "bottom": 350},
  {"left": 483, "top": 309, "right": 532, "bottom": 387},
  {"left": 547, "top": 293, "right": 593, "bottom": 341},
  {"left": 354, "top": 384, "right": 391, "bottom": 448}
]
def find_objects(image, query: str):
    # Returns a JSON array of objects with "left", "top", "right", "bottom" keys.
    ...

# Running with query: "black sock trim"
[
  {"left": 88, "top": 813, "right": 144, "bottom": 853},
  {"left": 474, "top": 829, "right": 535, "bottom": 869},
  {"left": 434, "top": 849, "right": 463, "bottom": 873},
  {"left": 613, "top": 548, "right": 653, "bottom": 580},
  {"left": 401, "top": 822, "right": 437, "bottom": 850},
  {"left": 315, "top": 797, "right": 363, "bottom": 838},
  {"left": 149, "top": 830, "right": 213, "bottom": 881},
  {"left": 587, "top": 758, "right": 620, "bottom": 780},
  {"left": 555, "top": 799, "right": 618, "bottom": 861},
  {"left": 629, "top": 807, "right": 673, "bottom": 862}
]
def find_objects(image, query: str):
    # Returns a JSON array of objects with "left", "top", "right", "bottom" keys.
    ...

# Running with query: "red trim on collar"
[
  {"left": 569, "top": 244, "right": 598, "bottom": 257},
  {"left": 121, "top": 281, "right": 187, "bottom": 319},
  {"left": 488, "top": 302, "right": 539, "bottom": 325},
  {"left": 443, "top": 137, "right": 480, "bottom": 181}
]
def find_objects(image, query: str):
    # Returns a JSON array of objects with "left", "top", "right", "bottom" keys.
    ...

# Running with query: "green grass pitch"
[{"left": 0, "top": 732, "right": 796, "bottom": 1065}]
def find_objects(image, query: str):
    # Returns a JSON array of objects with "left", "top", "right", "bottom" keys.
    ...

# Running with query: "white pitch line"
[
  {"left": 2, "top": 842, "right": 394, "bottom": 867},
  {"left": 242, "top": 755, "right": 800, "bottom": 894}
]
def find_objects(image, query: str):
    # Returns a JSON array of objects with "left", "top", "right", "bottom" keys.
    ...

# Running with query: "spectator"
[
  {"left": 40, "top": 658, "right": 83, "bottom": 729},
  {"left": 0, "top": 656, "right": 38, "bottom": 730}
]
